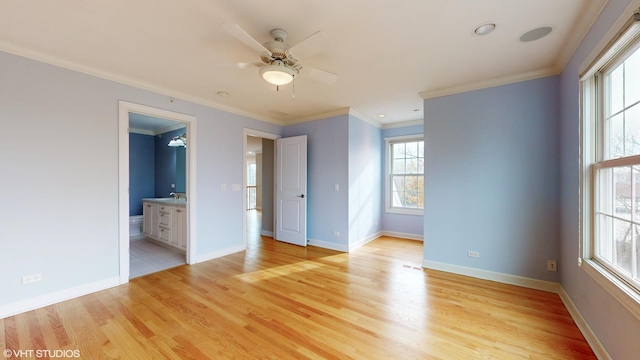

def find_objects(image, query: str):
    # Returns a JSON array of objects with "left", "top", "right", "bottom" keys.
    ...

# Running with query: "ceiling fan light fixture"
[{"left": 259, "top": 62, "right": 297, "bottom": 86}]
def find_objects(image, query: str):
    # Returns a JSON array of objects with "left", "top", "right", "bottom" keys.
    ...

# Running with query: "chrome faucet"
[{"left": 169, "top": 192, "right": 179, "bottom": 199}]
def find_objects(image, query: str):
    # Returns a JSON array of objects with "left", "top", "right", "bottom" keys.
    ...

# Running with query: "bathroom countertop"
[{"left": 142, "top": 198, "right": 187, "bottom": 207}]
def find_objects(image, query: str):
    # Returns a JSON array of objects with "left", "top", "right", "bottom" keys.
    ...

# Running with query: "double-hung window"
[
  {"left": 385, "top": 135, "right": 424, "bottom": 215},
  {"left": 582, "top": 11, "right": 640, "bottom": 311}
]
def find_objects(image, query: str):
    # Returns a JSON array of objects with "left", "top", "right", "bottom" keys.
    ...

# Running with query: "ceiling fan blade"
[
  {"left": 288, "top": 31, "right": 333, "bottom": 60},
  {"left": 223, "top": 23, "right": 272, "bottom": 57},
  {"left": 215, "top": 62, "right": 260, "bottom": 69},
  {"left": 300, "top": 65, "right": 338, "bottom": 85}
]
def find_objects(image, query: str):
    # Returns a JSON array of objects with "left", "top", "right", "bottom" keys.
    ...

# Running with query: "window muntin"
[{"left": 387, "top": 136, "right": 424, "bottom": 214}]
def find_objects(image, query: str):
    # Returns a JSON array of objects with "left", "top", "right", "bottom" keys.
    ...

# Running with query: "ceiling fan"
[{"left": 222, "top": 23, "right": 338, "bottom": 88}]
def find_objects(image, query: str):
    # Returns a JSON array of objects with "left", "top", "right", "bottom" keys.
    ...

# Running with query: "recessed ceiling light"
[
  {"left": 519, "top": 26, "right": 553, "bottom": 42},
  {"left": 378, "top": 114, "right": 385, "bottom": 118},
  {"left": 217, "top": 91, "right": 230, "bottom": 97},
  {"left": 474, "top": 23, "right": 496, "bottom": 36}
]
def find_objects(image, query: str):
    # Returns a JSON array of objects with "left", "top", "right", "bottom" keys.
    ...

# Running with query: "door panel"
[{"left": 275, "top": 135, "right": 307, "bottom": 246}]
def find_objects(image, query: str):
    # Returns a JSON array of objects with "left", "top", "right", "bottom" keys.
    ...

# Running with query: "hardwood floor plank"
[{"left": 1, "top": 234, "right": 595, "bottom": 359}]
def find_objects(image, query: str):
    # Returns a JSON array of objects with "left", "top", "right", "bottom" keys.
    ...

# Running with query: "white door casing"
[{"left": 275, "top": 135, "right": 307, "bottom": 246}]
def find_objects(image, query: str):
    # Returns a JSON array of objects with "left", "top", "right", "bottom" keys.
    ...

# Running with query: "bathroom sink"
[{"left": 143, "top": 197, "right": 187, "bottom": 204}]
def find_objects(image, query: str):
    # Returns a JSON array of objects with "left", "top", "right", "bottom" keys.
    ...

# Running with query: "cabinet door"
[
  {"left": 179, "top": 208, "right": 187, "bottom": 250},
  {"left": 170, "top": 207, "right": 185, "bottom": 249},
  {"left": 143, "top": 202, "right": 158, "bottom": 238},
  {"left": 158, "top": 226, "right": 171, "bottom": 243},
  {"left": 150, "top": 204, "right": 159, "bottom": 239}
]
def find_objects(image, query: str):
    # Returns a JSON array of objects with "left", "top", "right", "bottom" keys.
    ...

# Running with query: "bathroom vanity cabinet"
[{"left": 142, "top": 199, "right": 187, "bottom": 252}]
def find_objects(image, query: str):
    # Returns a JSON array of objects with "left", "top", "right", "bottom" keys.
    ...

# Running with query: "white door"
[{"left": 275, "top": 135, "right": 307, "bottom": 246}]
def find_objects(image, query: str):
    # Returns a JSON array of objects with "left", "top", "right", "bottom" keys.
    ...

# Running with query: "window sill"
[
  {"left": 385, "top": 208, "right": 424, "bottom": 216},
  {"left": 581, "top": 259, "right": 640, "bottom": 320}
]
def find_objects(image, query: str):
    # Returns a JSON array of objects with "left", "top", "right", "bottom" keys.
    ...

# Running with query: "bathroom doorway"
[
  {"left": 128, "top": 113, "right": 187, "bottom": 278},
  {"left": 118, "top": 101, "right": 198, "bottom": 284}
]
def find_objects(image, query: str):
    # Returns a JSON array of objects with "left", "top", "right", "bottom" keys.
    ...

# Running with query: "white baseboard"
[
  {"left": 422, "top": 260, "right": 559, "bottom": 293},
  {"left": 557, "top": 286, "right": 611, "bottom": 360},
  {"left": 381, "top": 230, "right": 423, "bottom": 241},
  {"left": 307, "top": 238, "right": 349, "bottom": 252},
  {"left": 349, "top": 231, "right": 382, "bottom": 251},
  {"left": 0, "top": 276, "right": 120, "bottom": 319},
  {"left": 196, "top": 245, "right": 245, "bottom": 263},
  {"left": 260, "top": 230, "right": 274, "bottom": 237},
  {"left": 421, "top": 260, "right": 612, "bottom": 359}
]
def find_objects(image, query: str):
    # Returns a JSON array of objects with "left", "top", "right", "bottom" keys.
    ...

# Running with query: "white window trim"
[
  {"left": 580, "top": 7, "right": 640, "bottom": 320},
  {"left": 385, "top": 134, "right": 424, "bottom": 216}
]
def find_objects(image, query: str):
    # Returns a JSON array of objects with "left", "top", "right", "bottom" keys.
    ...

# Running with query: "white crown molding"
[
  {"left": 381, "top": 119, "right": 423, "bottom": 130},
  {"left": 285, "top": 107, "right": 384, "bottom": 128},
  {"left": 579, "top": 0, "right": 640, "bottom": 76},
  {"left": 419, "top": 67, "right": 558, "bottom": 100},
  {"left": 0, "top": 41, "right": 285, "bottom": 126},
  {"left": 348, "top": 108, "right": 382, "bottom": 128},
  {"left": 554, "top": 0, "right": 610, "bottom": 73},
  {"left": 285, "top": 107, "right": 351, "bottom": 125},
  {"left": 156, "top": 122, "right": 187, "bottom": 136},
  {"left": 129, "top": 127, "right": 155, "bottom": 136}
]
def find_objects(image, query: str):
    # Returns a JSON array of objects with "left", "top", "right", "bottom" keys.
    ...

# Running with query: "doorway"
[
  {"left": 243, "top": 128, "right": 279, "bottom": 249},
  {"left": 118, "top": 101, "right": 198, "bottom": 284},
  {"left": 128, "top": 114, "right": 187, "bottom": 278}
]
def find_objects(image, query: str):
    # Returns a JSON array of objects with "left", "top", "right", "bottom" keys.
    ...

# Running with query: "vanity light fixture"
[{"left": 168, "top": 134, "right": 187, "bottom": 147}]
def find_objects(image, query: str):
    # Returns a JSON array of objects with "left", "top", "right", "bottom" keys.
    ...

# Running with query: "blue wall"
[
  {"left": 348, "top": 115, "right": 383, "bottom": 245},
  {"left": 381, "top": 124, "right": 424, "bottom": 237},
  {"left": 423, "top": 76, "right": 560, "bottom": 281},
  {"left": 129, "top": 133, "right": 155, "bottom": 216}
]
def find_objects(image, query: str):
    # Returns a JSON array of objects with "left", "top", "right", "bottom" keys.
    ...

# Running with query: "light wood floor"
[{"left": 1, "top": 221, "right": 594, "bottom": 359}]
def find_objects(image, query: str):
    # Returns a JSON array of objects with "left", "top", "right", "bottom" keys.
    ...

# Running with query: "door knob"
[{"left": 297, "top": 194, "right": 305, "bottom": 198}]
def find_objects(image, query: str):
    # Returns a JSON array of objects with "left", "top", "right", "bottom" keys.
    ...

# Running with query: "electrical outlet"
[
  {"left": 22, "top": 274, "right": 42, "bottom": 284},
  {"left": 332, "top": 231, "right": 340, "bottom": 237},
  {"left": 547, "top": 260, "right": 557, "bottom": 272},
  {"left": 467, "top": 250, "right": 479, "bottom": 258}
]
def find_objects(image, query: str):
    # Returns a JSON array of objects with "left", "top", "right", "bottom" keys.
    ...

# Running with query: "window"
[
  {"left": 581, "top": 12, "right": 640, "bottom": 311},
  {"left": 385, "top": 135, "right": 424, "bottom": 215}
]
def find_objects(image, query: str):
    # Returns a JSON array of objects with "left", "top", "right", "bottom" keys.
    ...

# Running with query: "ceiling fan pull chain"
[{"left": 292, "top": 75, "right": 296, "bottom": 98}]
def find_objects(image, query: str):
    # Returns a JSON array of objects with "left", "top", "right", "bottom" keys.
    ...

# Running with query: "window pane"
[
  {"left": 613, "top": 218, "right": 633, "bottom": 275},
  {"left": 405, "top": 142, "right": 418, "bottom": 159},
  {"left": 393, "top": 143, "right": 405, "bottom": 159},
  {"left": 393, "top": 176, "right": 405, "bottom": 192},
  {"left": 625, "top": 48, "right": 640, "bottom": 107},
  {"left": 406, "top": 158, "right": 418, "bottom": 174},
  {"left": 393, "top": 159, "right": 405, "bottom": 174},
  {"left": 626, "top": 104, "right": 640, "bottom": 157},
  {"left": 614, "top": 166, "right": 632, "bottom": 219},
  {"left": 609, "top": 63, "right": 624, "bottom": 116},
  {"left": 597, "top": 214, "right": 614, "bottom": 263},
  {"left": 607, "top": 113, "right": 624, "bottom": 159}
]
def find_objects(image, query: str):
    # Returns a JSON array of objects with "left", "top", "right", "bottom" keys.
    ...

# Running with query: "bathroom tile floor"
[{"left": 129, "top": 238, "right": 186, "bottom": 278}]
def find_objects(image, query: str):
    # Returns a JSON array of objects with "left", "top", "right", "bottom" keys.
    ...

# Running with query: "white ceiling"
[{"left": 0, "top": 0, "right": 607, "bottom": 126}]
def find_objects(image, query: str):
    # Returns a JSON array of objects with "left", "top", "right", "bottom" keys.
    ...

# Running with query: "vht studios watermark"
[{"left": 3, "top": 349, "right": 81, "bottom": 358}]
